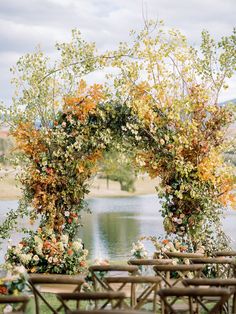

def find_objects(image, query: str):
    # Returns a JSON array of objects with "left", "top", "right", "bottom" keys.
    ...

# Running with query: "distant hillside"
[{"left": 220, "top": 98, "right": 236, "bottom": 106}]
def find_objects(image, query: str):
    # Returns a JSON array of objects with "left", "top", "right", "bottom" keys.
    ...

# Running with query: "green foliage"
[{"left": 100, "top": 149, "right": 136, "bottom": 192}]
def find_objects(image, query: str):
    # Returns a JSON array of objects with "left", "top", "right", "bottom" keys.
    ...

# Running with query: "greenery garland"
[{"left": 1, "top": 22, "right": 236, "bottom": 273}]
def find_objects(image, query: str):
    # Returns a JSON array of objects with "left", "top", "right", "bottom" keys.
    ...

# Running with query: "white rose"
[
  {"left": 64, "top": 211, "right": 70, "bottom": 217},
  {"left": 72, "top": 241, "right": 83, "bottom": 251},
  {"left": 48, "top": 257, "right": 53, "bottom": 263},
  {"left": 33, "top": 255, "right": 39, "bottom": 262}
]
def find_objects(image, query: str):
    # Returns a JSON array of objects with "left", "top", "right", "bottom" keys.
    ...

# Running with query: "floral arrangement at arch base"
[
  {"left": 6, "top": 228, "right": 88, "bottom": 275},
  {"left": 131, "top": 235, "right": 227, "bottom": 278}
]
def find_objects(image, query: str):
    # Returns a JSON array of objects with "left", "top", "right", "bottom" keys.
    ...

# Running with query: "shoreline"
[{"left": 0, "top": 176, "right": 160, "bottom": 201}]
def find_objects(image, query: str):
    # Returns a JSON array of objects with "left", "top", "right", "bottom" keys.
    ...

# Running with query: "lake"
[{"left": 0, "top": 195, "right": 236, "bottom": 262}]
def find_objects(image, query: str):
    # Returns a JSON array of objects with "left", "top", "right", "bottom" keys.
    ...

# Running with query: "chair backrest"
[
  {"left": 88, "top": 264, "right": 138, "bottom": 291},
  {"left": 183, "top": 278, "right": 236, "bottom": 313},
  {"left": 164, "top": 252, "right": 204, "bottom": 259},
  {"left": 88, "top": 265, "right": 138, "bottom": 274},
  {"left": 153, "top": 264, "right": 204, "bottom": 287},
  {"left": 128, "top": 258, "right": 173, "bottom": 275},
  {"left": 57, "top": 291, "right": 125, "bottom": 312},
  {"left": 103, "top": 276, "right": 162, "bottom": 312},
  {"left": 128, "top": 259, "right": 173, "bottom": 266},
  {"left": 183, "top": 278, "right": 236, "bottom": 287},
  {"left": 190, "top": 257, "right": 235, "bottom": 278},
  {"left": 158, "top": 287, "right": 231, "bottom": 314},
  {"left": 214, "top": 250, "right": 236, "bottom": 257},
  {"left": 67, "top": 310, "right": 150, "bottom": 314},
  {"left": 0, "top": 295, "right": 29, "bottom": 313},
  {"left": 28, "top": 274, "right": 85, "bottom": 314}
]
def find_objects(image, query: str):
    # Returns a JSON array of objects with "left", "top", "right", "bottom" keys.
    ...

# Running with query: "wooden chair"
[
  {"left": 153, "top": 264, "right": 204, "bottom": 288},
  {"left": 0, "top": 295, "right": 29, "bottom": 314},
  {"left": 88, "top": 265, "right": 139, "bottom": 292},
  {"left": 164, "top": 252, "right": 204, "bottom": 259},
  {"left": 66, "top": 310, "right": 149, "bottom": 314},
  {"left": 190, "top": 257, "right": 236, "bottom": 278},
  {"left": 128, "top": 259, "right": 173, "bottom": 276},
  {"left": 183, "top": 278, "right": 236, "bottom": 313},
  {"left": 103, "top": 275, "right": 162, "bottom": 312},
  {"left": 158, "top": 287, "right": 231, "bottom": 314},
  {"left": 57, "top": 291, "right": 125, "bottom": 313},
  {"left": 214, "top": 251, "right": 236, "bottom": 258},
  {"left": 128, "top": 259, "right": 173, "bottom": 267},
  {"left": 28, "top": 274, "right": 85, "bottom": 314}
]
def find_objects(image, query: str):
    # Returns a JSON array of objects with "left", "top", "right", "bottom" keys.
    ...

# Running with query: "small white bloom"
[
  {"left": 33, "top": 255, "right": 39, "bottom": 262},
  {"left": 48, "top": 257, "right": 53, "bottom": 263},
  {"left": 19, "top": 254, "right": 32, "bottom": 265},
  {"left": 64, "top": 211, "right": 70, "bottom": 217},
  {"left": 72, "top": 241, "right": 83, "bottom": 251}
]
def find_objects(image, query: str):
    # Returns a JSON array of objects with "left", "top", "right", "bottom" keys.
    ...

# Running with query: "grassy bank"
[{"left": 0, "top": 171, "right": 160, "bottom": 201}]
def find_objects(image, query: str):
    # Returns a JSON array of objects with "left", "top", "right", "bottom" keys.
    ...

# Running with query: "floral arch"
[{"left": 1, "top": 23, "right": 236, "bottom": 273}]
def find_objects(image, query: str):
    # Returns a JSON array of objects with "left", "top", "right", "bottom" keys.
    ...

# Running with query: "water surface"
[{"left": 0, "top": 195, "right": 235, "bottom": 262}]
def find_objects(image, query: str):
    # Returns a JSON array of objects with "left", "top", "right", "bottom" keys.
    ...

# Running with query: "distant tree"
[{"left": 100, "top": 149, "right": 136, "bottom": 192}]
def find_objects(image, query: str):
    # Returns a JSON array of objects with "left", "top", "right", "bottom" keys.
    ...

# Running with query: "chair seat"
[
  {"left": 171, "top": 303, "right": 191, "bottom": 313},
  {"left": 35, "top": 283, "right": 80, "bottom": 293}
]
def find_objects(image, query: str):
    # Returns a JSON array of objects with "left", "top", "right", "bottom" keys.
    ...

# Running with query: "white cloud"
[{"left": 0, "top": 0, "right": 235, "bottom": 104}]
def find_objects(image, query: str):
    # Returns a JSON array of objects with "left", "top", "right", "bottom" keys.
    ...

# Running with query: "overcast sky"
[{"left": 0, "top": 0, "right": 235, "bottom": 105}]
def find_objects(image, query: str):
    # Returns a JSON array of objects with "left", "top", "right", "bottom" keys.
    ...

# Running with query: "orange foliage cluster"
[
  {"left": 11, "top": 122, "right": 48, "bottom": 160},
  {"left": 10, "top": 81, "right": 106, "bottom": 233},
  {"left": 63, "top": 80, "right": 105, "bottom": 121}
]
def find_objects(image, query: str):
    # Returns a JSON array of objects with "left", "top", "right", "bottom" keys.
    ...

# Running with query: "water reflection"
[
  {"left": 79, "top": 195, "right": 163, "bottom": 260},
  {"left": 99, "top": 212, "right": 139, "bottom": 259}
]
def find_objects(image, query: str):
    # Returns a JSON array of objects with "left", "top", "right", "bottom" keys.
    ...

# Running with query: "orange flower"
[
  {"left": 0, "top": 286, "right": 8, "bottom": 294},
  {"left": 180, "top": 246, "right": 187, "bottom": 252},
  {"left": 67, "top": 249, "right": 73, "bottom": 256},
  {"left": 162, "top": 239, "right": 169, "bottom": 245}
]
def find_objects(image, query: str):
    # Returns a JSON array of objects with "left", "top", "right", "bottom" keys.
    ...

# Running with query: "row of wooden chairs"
[{"left": 1, "top": 249, "right": 236, "bottom": 313}]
